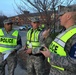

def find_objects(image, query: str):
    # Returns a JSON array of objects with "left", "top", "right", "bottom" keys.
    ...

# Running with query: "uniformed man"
[
  {"left": 24, "top": 17, "right": 46, "bottom": 75},
  {"left": 40, "top": 11, "right": 76, "bottom": 75},
  {"left": 0, "top": 19, "right": 22, "bottom": 75}
]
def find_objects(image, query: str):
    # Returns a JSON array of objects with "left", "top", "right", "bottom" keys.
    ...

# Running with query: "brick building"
[{"left": 9, "top": 4, "right": 76, "bottom": 26}]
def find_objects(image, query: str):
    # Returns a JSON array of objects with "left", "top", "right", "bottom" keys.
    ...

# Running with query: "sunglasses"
[
  {"left": 33, "top": 22, "right": 40, "bottom": 23},
  {"left": 7, "top": 23, "right": 13, "bottom": 25}
]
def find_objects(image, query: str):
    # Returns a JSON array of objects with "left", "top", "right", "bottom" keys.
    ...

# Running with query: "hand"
[
  {"left": 25, "top": 48, "right": 32, "bottom": 54},
  {"left": 23, "top": 46, "right": 27, "bottom": 50},
  {"left": 40, "top": 46, "right": 50, "bottom": 57},
  {"left": 42, "top": 29, "right": 50, "bottom": 38}
]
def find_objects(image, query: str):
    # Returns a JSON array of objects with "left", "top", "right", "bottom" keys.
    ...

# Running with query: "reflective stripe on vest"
[
  {"left": 0, "top": 29, "right": 18, "bottom": 53},
  {"left": 27, "top": 28, "right": 40, "bottom": 49},
  {"left": 48, "top": 25, "right": 76, "bottom": 71}
]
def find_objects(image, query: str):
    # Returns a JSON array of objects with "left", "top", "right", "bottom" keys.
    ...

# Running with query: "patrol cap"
[
  {"left": 58, "top": 11, "right": 66, "bottom": 16},
  {"left": 31, "top": 17, "right": 40, "bottom": 22},
  {"left": 58, "top": 10, "right": 70, "bottom": 16},
  {"left": 3, "top": 19, "right": 13, "bottom": 24}
]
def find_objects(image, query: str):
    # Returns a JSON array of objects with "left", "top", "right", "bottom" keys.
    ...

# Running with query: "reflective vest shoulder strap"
[
  {"left": 54, "top": 28, "right": 76, "bottom": 48},
  {"left": 60, "top": 27, "right": 76, "bottom": 42},
  {"left": 12, "top": 30, "right": 19, "bottom": 37},
  {"left": 27, "top": 28, "right": 33, "bottom": 41},
  {"left": 0, "top": 29, "right": 4, "bottom": 36}
]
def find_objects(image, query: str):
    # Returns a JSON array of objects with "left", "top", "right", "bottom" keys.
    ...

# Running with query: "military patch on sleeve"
[{"left": 69, "top": 43, "right": 76, "bottom": 59}]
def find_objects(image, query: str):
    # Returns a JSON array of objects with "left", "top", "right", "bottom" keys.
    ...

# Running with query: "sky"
[
  {"left": 0, "top": 0, "right": 21, "bottom": 17},
  {"left": 0, "top": 0, "right": 76, "bottom": 17}
]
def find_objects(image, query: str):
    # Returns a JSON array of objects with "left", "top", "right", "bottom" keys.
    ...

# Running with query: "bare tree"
[
  {"left": 15, "top": 0, "right": 75, "bottom": 29},
  {"left": 0, "top": 11, "right": 7, "bottom": 28},
  {"left": 18, "top": 0, "right": 62, "bottom": 29}
]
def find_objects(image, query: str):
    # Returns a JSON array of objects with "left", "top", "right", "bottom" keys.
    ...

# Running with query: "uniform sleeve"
[
  {"left": 32, "top": 31, "right": 45, "bottom": 54},
  {"left": 50, "top": 34, "right": 76, "bottom": 70},
  {"left": 14, "top": 33, "right": 22, "bottom": 51},
  {"left": 25, "top": 31, "right": 28, "bottom": 47}
]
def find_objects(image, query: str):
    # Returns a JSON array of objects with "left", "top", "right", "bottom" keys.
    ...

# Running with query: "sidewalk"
[{"left": 5, "top": 63, "right": 28, "bottom": 75}]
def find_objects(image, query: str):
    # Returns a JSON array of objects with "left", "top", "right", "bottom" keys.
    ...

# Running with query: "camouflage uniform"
[
  {"left": 0, "top": 28, "right": 22, "bottom": 75},
  {"left": 26, "top": 54, "right": 45, "bottom": 75},
  {"left": 0, "top": 52, "right": 17, "bottom": 75},
  {"left": 26, "top": 30, "right": 45, "bottom": 75},
  {"left": 49, "top": 30, "right": 76, "bottom": 75}
]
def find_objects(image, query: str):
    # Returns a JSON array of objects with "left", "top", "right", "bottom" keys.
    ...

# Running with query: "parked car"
[
  {"left": 19, "top": 26, "right": 26, "bottom": 30},
  {"left": 27, "top": 25, "right": 32, "bottom": 30}
]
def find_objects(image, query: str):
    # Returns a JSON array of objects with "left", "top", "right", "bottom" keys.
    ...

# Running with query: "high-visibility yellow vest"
[
  {"left": 0, "top": 29, "right": 18, "bottom": 53},
  {"left": 48, "top": 25, "right": 76, "bottom": 71},
  {"left": 27, "top": 28, "right": 41, "bottom": 49}
]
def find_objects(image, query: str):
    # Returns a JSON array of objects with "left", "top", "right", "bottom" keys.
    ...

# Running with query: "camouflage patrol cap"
[
  {"left": 58, "top": 11, "right": 66, "bottom": 16},
  {"left": 3, "top": 19, "right": 13, "bottom": 24},
  {"left": 31, "top": 17, "right": 40, "bottom": 22},
  {"left": 58, "top": 11, "right": 69, "bottom": 16}
]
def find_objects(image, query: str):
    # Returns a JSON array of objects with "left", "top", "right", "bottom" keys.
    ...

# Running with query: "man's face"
[
  {"left": 59, "top": 13, "right": 67, "bottom": 26},
  {"left": 4, "top": 23, "right": 12, "bottom": 31},
  {"left": 31, "top": 22, "right": 40, "bottom": 29}
]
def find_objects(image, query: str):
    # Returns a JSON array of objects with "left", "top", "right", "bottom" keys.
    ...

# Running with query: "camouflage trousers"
[
  {"left": 0, "top": 53, "right": 17, "bottom": 75},
  {"left": 49, "top": 66, "right": 76, "bottom": 75},
  {"left": 26, "top": 55, "right": 45, "bottom": 75}
]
